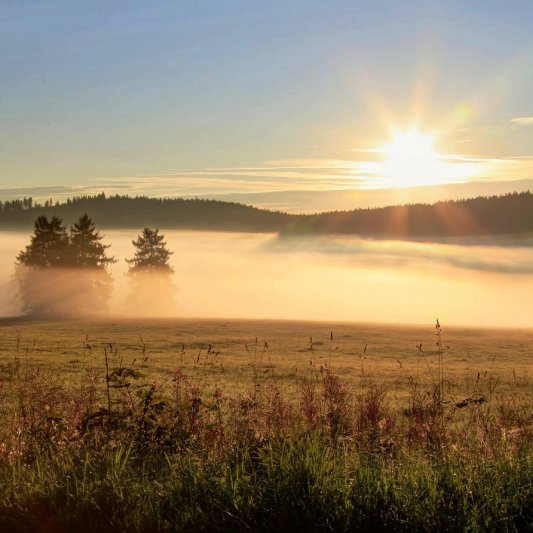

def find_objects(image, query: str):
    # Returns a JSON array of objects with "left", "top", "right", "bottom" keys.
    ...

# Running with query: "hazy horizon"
[
  {"left": 1, "top": 178, "right": 533, "bottom": 215},
  {"left": 2, "top": 229, "right": 532, "bottom": 329}
]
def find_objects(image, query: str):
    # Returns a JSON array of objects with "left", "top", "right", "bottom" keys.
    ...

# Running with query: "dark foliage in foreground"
[
  {"left": 0, "top": 347, "right": 530, "bottom": 532},
  {"left": 0, "top": 437, "right": 530, "bottom": 532}
]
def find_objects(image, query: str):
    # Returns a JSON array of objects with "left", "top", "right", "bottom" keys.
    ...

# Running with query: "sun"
[
  {"left": 377, "top": 127, "right": 444, "bottom": 188},
  {"left": 382, "top": 129, "right": 436, "bottom": 160},
  {"left": 355, "top": 125, "right": 482, "bottom": 190}
]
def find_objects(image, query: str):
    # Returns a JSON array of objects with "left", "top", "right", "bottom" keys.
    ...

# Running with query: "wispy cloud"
[
  {"left": 510, "top": 116, "right": 533, "bottom": 126},
  {"left": 3, "top": 153, "right": 533, "bottom": 206},
  {"left": 0, "top": 185, "right": 126, "bottom": 201},
  {"left": 85, "top": 152, "right": 533, "bottom": 199}
]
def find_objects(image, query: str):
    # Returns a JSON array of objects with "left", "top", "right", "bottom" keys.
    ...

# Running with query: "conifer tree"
[
  {"left": 126, "top": 228, "right": 173, "bottom": 274},
  {"left": 69, "top": 214, "right": 115, "bottom": 268},
  {"left": 15, "top": 214, "right": 114, "bottom": 316},
  {"left": 17, "top": 216, "right": 70, "bottom": 267},
  {"left": 125, "top": 228, "right": 175, "bottom": 314}
]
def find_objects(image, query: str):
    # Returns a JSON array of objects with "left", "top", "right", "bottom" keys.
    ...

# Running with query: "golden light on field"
[{"left": 370, "top": 126, "right": 479, "bottom": 189}]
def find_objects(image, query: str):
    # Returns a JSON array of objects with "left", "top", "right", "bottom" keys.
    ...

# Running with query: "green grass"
[
  {"left": 0, "top": 318, "right": 531, "bottom": 531},
  {"left": 0, "top": 439, "right": 530, "bottom": 532}
]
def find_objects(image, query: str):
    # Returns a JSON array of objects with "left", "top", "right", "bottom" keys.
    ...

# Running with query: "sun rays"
[
  {"left": 378, "top": 128, "right": 440, "bottom": 187},
  {"left": 355, "top": 126, "right": 484, "bottom": 189}
]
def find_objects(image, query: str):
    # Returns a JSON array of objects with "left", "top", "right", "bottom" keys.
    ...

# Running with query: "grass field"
[
  {"left": 1, "top": 317, "right": 532, "bottom": 399},
  {"left": 0, "top": 318, "right": 531, "bottom": 531}
]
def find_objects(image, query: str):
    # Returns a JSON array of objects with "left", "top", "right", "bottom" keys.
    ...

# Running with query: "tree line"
[
  {"left": 15, "top": 214, "right": 173, "bottom": 316},
  {"left": 0, "top": 194, "right": 293, "bottom": 232},
  {"left": 1, "top": 191, "right": 532, "bottom": 237},
  {"left": 281, "top": 191, "right": 533, "bottom": 238}
]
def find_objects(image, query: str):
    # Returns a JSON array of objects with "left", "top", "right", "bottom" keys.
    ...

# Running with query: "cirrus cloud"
[{"left": 510, "top": 116, "right": 533, "bottom": 126}]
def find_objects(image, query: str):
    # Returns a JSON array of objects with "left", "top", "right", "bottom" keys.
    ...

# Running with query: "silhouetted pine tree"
[
  {"left": 69, "top": 214, "right": 115, "bottom": 268},
  {"left": 15, "top": 215, "right": 114, "bottom": 316},
  {"left": 126, "top": 228, "right": 173, "bottom": 274},
  {"left": 17, "top": 216, "right": 70, "bottom": 267},
  {"left": 125, "top": 228, "right": 175, "bottom": 314}
]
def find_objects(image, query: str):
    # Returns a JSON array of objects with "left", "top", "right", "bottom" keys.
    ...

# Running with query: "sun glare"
[
  {"left": 382, "top": 129, "right": 436, "bottom": 160},
  {"left": 377, "top": 128, "right": 445, "bottom": 188}
]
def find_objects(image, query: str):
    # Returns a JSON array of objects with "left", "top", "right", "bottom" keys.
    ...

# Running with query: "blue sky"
[{"left": 1, "top": 0, "right": 533, "bottom": 207}]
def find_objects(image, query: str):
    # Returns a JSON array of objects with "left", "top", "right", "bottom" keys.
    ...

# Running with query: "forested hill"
[
  {"left": 0, "top": 191, "right": 532, "bottom": 238},
  {"left": 0, "top": 194, "right": 294, "bottom": 232},
  {"left": 281, "top": 191, "right": 533, "bottom": 238}
]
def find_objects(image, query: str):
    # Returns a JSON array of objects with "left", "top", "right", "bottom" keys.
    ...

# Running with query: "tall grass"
[{"left": 0, "top": 326, "right": 531, "bottom": 532}]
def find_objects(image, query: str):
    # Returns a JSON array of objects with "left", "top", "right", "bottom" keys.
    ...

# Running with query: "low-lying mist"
[
  {"left": 1, "top": 230, "right": 532, "bottom": 328},
  {"left": 13, "top": 265, "right": 112, "bottom": 317}
]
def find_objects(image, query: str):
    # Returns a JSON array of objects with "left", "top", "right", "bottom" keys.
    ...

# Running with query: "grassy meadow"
[
  {"left": 0, "top": 318, "right": 531, "bottom": 531},
  {"left": 2, "top": 318, "right": 532, "bottom": 396}
]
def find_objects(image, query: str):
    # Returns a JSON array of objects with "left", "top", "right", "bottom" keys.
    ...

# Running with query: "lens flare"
[{"left": 369, "top": 127, "right": 476, "bottom": 188}]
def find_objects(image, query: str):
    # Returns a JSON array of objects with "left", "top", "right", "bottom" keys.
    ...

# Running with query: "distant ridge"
[
  {"left": 0, "top": 194, "right": 294, "bottom": 232},
  {"left": 203, "top": 179, "right": 533, "bottom": 213},
  {"left": 0, "top": 191, "right": 532, "bottom": 238},
  {"left": 282, "top": 191, "right": 533, "bottom": 238}
]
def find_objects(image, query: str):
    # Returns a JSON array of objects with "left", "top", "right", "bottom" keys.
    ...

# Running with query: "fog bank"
[{"left": 1, "top": 230, "right": 532, "bottom": 328}]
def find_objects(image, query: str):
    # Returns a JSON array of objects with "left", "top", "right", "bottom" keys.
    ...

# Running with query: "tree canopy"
[
  {"left": 0, "top": 194, "right": 293, "bottom": 232},
  {"left": 17, "top": 215, "right": 70, "bottom": 267},
  {"left": 15, "top": 214, "right": 114, "bottom": 316},
  {"left": 2, "top": 192, "right": 532, "bottom": 238},
  {"left": 126, "top": 228, "right": 173, "bottom": 274},
  {"left": 69, "top": 214, "right": 115, "bottom": 268}
]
